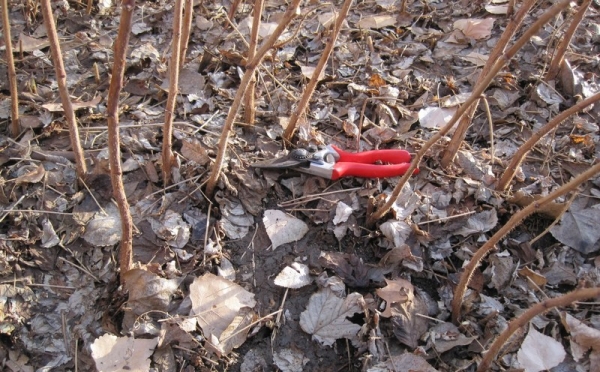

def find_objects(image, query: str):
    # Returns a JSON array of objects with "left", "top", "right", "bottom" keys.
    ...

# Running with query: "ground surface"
[{"left": 1, "top": 0, "right": 600, "bottom": 371}]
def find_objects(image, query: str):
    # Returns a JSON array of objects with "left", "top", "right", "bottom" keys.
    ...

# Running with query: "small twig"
[
  {"left": 278, "top": 187, "right": 362, "bottom": 207},
  {"left": 282, "top": 0, "right": 354, "bottom": 140},
  {"left": 179, "top": 0, "right": 193, "bottom": 68},
  {"left": 368, "top": 0, "right": 571, "bottom": 227},
  {"left": 417, "top": 210, "right": 476, "bottom": 225},
  {"left": 529, "top": 191, "right": 577, "bottom": 245},
  {"left": 40, "top": 0, "right": 87, "bottom": 179},
  {"left": 162, "top": 0, "right": 184, "bottom": 185},
  {"left": 243, "top": 0, "right": 264, "bottom": 126},
  {"left": 1, "top": 0, "right": 20, "bottom": 137},
  {"left": 496, "top": 91, "right": 600, "bottom": 191},
  {"left": 451, "top": 161, "right": 600, "bottom": 324},
  {"left": 545, "top": 0, "right": 592, "bottom": 81},
  {"left": 480, "top": 95, "right": 495, "bottom": 165},
  {"left": 78, "top": 177, "right": 108, "bottom": 216},
  {"left": 205, "top": 0, "right": 303, "bottom": 198},
  {"left": 440, "top": 0, "right": 537, "bottom": 168},
  {"left": 106, "top": 0, "right": 136, "bottom": 281},
  {"left": 58, "top": 257, "right": 99, "bottom": 282},
  {"left": 477, "top": 287, "right": 600, "bottom": 372}
]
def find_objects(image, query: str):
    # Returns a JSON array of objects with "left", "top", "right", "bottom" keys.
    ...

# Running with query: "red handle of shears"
[
  {"left": 332, "top": 162, "right": 416, "bottom": 180},
  {"left": 329, "top": 145, "right": 417, "bottom": 180},
  {"left": 331, "top": 145, "right": 412, "bottom": 164}
]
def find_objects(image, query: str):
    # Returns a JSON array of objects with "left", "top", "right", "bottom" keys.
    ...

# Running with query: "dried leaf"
[
  {"left": 148, "top": 210, "right": 190, "bottom": 249},
  {"left": 428, "top": 322, "right": 476, "bottom": 353},
  {"left": 563, "top": 313, "right": 600, "bottom": 369},
  {"left": 273, "top": 349, "right": 309, "bottom": 372},
  {"left": 391, "top": 290, "right": 431, "bottom": 349},
  {"left": 453, "top": 18, "right": 494, "bottom": 40},
  {"left": 83, "top": 203, "right": 122, "bottom": 247},
  {"left": 40, "top": 218, "right": 60, "bottom": 248},
  {"left": 367, "top": 352, "right": 439, "bottom": 372},
  {"left": 42, "top": 95, "right": 101, "bottom": 112},
  {"left": 376, "top": 278, "right": 414, "bottom": 318},
  {"left": 123, "top": 269, "right": 180, "bottom": 314},
  {"left": 263, "top": 210, "right": 308, "bottom": 249},
  {"left": 319, "top": 251, "right": 388, "bottom": 287},
  {"left": 418, "top": 106, "right": 457, "bottom": 130},
  {"left": 18, "top": 34, "right": 49, "bottom": 52},
  {"left": 189, "top": 273, "right": 256, "bottom": 345},
  {"left": 455, "top": 209, "right": 498, "bottom": 237},
  {"left": 518, "top": 267, "right": 547, "bottom": 287},
  {"left": 551, "top": 207, "right": 600, "bottom": 254},
  {"left": 356, "top": 15, "right": 396, "bottom": 29},
  {"left": 299, "top": 285, "right": 363, "bottom": 346},
  {"left": 181, "top": 139, "right": 210, "bottom": 165},
  {"left": 91, "top": 334, "right": 158, "bottom": 372},
  {"left": 333, "top": 202, "right": 353, "bottom": 225},
  {"left": 14, "top": 164, "right": 46, "bottom": 185},
  {"left": 517, "top": 327, "right": 566, "bottom": 372},
  {"left": 274, "top": 263, "right": 312, "bottom": 289}
]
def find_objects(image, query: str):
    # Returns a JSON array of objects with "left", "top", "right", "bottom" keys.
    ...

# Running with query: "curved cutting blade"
[{"left": 251, "top": 154, "right": 304, "bottom": 169}]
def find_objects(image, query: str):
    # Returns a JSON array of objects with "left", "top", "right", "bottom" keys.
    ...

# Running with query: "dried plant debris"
[
  {"left": 299, "top": 275, "right": 364, "bottom": 346},
  {"left": 517, "top": 326, "right": 566, "bottom": 372},
  {"left": 91, "top": 334, "right": 158, "bottom": 372},
  {"left": 189, "top": 273, "right": 256, "bottom": 355},
  {"left": 263, "top": 209, "right": 309, "bottom": 249},
  {"left": 3, "top": 0, "right": 600, "bottom": 370}
]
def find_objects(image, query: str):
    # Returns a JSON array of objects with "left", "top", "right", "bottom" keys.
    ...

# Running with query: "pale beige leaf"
[
  {"left": 517, "top": 327, "right": 566, "bottom": 372},
  {"left": 91, "top": 334, "right": 158, "bottom": 372},
  {"left": 190, "top": 273, "right": 256, "bottom": 341},
  {"left": 299, "top": 286, "right": 363, "bottom": 346},
  {"left": 274, "top": 263, "right": 312, "bottom": 289},
  {"left": 263, "top": 210, "right": 308, "bottom": 249},
  {"left": 357, "top": 15, "right": 396, "bottom": 29},
  {"left": 453, "top": 18, "right": 494, "bottom": 39}
]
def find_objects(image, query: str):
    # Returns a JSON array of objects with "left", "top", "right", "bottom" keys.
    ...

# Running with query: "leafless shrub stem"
[
  {"left": 243, "top": 0, "right": 264, "bottom": 126},
  {"left": 367, "top": 0, "right": 570, "bottom": 227},
  {"left": 477, "top": 286, "right": 600, "bottom": 372},
  {"left": 496, "top": 91, "right": 600, "bottom": 191},
  {"left": 282, "top": 0, "right": 354, "bottom": 141},
  {"left": 2, "top": 0, "right": 19, "bottom": 137},
  {"left": 40, "top": 0, "right": 88, "bottom": 179},
  {"left": 440, "top": 0, "right": 536, "bottom": 168},
  {"left": 179, "top": 0, "right": 193, "bottom": 68},
  {"left": 106, "top": 0, "right": 136, "bottom": 281},
  {"left": 545, "top": 0, "right": 592, "bottom": 81},
  {"left": 451, "top": 161, "right": 600, "bottom": 324},
  {"left": 162, "top": 0, "right": 184, "bottom": 184},
  {"left": 205, "top": 0, "right": 302, "bottom": 198}
]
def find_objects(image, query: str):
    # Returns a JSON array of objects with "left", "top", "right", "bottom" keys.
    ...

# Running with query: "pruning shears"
[{"left": 252, "top": 144, "right": 418, "bottom": 180}]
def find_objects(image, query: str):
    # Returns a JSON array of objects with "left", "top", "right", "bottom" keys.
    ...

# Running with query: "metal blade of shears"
[{"left": 251, "top": 154, "right": 305, "bottom": 169}]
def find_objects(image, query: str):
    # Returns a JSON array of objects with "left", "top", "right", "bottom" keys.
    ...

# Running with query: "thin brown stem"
[
  {"left": 106, "top": 0, "right": 136, "bottom": 281},
  {"left": 162, "top": 0, "right": 184, "bottom": 185},
  {"left": 243, "top": 0, "right": 264, "bottom": 126},
  {"left": 367, "top": 0, "right": 570, "bottom": 227},
  {"left": 440, "top": 0, "right": 537, "bottom": 168},
  {"left": 205, "top": 0, "right": 302, "bottom": 198},
  {"left": 452, "top": 161, "right": 600, "bottom": 324},
  {"left": 179, "top": 0, "right": 193, "bottom": 69},
  {"left": 40, "top": 0, "right": 88, "bottom": 179},
  {"left": 282, "top": 0, "right": 354, "bottom": 141},
  {"left": 480, "top": 95, "right": 494, "bottom": 165},
  {"left": 545, "top": 0, "right": 592, "bottom": 81},
  {"left": 477, "top": 287, "right": 600, "bottom": 372},
  {"left": 2, "top": 0, "right": 19, "bottom": 137},
  {"left": 496, "top": 91, "right": 600, "bottom": 191},
  {"left": 227, "top": 0, "right": 243, "bottom": 25}
]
